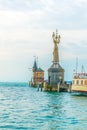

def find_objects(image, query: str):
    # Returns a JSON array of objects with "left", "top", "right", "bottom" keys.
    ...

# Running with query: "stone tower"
[{"left": 48, "top": 30, "right": 64, "bottom": 86}]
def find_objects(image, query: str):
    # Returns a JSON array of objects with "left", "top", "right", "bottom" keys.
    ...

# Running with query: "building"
[
  {"left": 48, "top": 30, "right": 64, "bottom": 87},
  {"left": 32, "top": 58, "right": 44, "bottom": 86}
]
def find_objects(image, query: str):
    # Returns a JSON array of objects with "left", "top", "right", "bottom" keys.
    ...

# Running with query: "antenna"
[
  {"left": 81, "top": 65, "right": 85, "bottom": 74},
  {"left": 76, "top": 57, "right": 78, "bottom": 76}
]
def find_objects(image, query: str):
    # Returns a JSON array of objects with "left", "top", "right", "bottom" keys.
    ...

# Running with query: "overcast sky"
[{"left": 0, "top": 0, "right": 87, "bottom": 82}]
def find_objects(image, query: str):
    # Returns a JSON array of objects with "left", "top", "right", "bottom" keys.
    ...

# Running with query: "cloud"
[
  {"left": 0, "top": 0, "right": 87, "bottom": 30},
  {"left": 0, "top": 0, "right": 87, "bottom": 81},
  {"left": 0, "top": 0, "right": 44, "bottom": 11},
  {"left": 58, "top": 30, "right": 87, "bottom": 60}
]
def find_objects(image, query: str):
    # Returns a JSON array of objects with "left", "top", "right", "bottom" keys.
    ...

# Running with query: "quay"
[
  {"left": 43, "top": 82, "right": 71, "bottom": 92},
  {"left": 29, "top": 81, "right": 71, "bottom": 92}
]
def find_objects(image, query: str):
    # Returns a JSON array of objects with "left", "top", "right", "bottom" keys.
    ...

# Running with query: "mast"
[{"left": 81, "top": 65, "right": 85, "bottom": 74}]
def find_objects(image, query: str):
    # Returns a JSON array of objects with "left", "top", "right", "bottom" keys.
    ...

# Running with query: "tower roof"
[
  {"left": 37, "top": 67, "right": 44, "bottom": 72},
  {"left": 48, "top": 63, "right": 64, "bottom": 72},
  {"left": 33, "top": 58, "right": 44, "bottom": 72},
  {"left": 33, "top": 58, "right": 37, "bottom": 71}
]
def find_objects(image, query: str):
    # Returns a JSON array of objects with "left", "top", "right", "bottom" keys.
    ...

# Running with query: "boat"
[{"left": 71, "top": 72, "right": 87, "bottom": 93}]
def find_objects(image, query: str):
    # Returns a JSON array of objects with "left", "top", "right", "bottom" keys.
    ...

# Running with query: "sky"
[{"left": 0, "top": 0, "right": 87, "bottom": 82}]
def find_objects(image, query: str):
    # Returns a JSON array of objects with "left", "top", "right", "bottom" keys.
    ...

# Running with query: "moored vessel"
[{"left": 71, "top": 72, "right": 87, "bottom": 93}]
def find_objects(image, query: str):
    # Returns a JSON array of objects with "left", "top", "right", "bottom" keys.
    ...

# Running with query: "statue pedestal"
[{"left": 48, "top": 62, "right": 64, "bottom": 86}]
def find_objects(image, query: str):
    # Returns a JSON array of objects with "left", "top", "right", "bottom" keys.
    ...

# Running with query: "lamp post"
[
  {"left": 59, "top": 76, "right": 62, "bottom": 85},
  {"left": 57, "top": 76, "right": 62, "bottom": 92}
]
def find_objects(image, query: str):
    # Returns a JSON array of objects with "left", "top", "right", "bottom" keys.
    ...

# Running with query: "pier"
[
  {"left": 43, "top": 82, "right": 71, "bottom": 92},
  {"left": 29, "top": 30, "right": 71, "bottom": 92}
]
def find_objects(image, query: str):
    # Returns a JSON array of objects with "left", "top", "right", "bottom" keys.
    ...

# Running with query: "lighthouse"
[{"left": 48, "top": 30, "right": 64, "bottom": 86}]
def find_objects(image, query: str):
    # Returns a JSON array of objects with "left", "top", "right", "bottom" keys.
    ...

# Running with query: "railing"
[{"left": 74, "top": 73, "right": 87, "bottom": 78}]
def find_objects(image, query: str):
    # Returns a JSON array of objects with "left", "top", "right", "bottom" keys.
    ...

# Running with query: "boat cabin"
[
  {"left": 73, "top": 73, "right": 87, "bottom": 86},
  {"left": 71, "top": 73, "right": 87, "bottom": 92}
]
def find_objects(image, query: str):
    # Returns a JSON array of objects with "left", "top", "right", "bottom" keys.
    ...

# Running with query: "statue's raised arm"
[{"left": 52, "top": 30, "right": 60, "bottom": 44}]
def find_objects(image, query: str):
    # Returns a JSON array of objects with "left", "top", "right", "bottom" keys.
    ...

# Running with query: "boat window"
[
  {"left": 76, "top": 80, "right": 79, "bottom": 85},
  {"left": 85, "top": 80, "right": 87, "bottom": 85},
  {"left": 81, "top": 80, "right": 83, "bottom": 85}
]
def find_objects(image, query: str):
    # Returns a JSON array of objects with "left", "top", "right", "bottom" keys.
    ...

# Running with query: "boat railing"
[{"left": 73, "top": 73, "right": 87, "bottom": 78}]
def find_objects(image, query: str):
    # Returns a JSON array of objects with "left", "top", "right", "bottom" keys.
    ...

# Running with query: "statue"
[{"left": 52, "top": 30, "right": 60, "bottom": 63}]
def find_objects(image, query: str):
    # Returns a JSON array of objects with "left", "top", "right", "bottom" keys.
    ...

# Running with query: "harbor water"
[{"left": 0, "top": 82, "right": 87, "bottom": 130}]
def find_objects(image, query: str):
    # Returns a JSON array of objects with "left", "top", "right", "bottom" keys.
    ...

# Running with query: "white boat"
[{"left": 71, "top": 72, "right": 87, "bottom": 92}]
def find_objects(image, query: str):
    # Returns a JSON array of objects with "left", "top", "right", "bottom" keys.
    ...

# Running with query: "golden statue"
[{"left": 52, "top": 30, "right": 60, "bottom": 63}]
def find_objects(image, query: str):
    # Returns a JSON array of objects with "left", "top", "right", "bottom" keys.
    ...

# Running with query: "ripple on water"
[{"left": 0, "top": 85, "right": 87, "bottom": 129}]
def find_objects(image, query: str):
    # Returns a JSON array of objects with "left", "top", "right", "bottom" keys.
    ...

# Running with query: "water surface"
[{"left": 0, "top": 82, "right": 87, "bottom": 130}]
